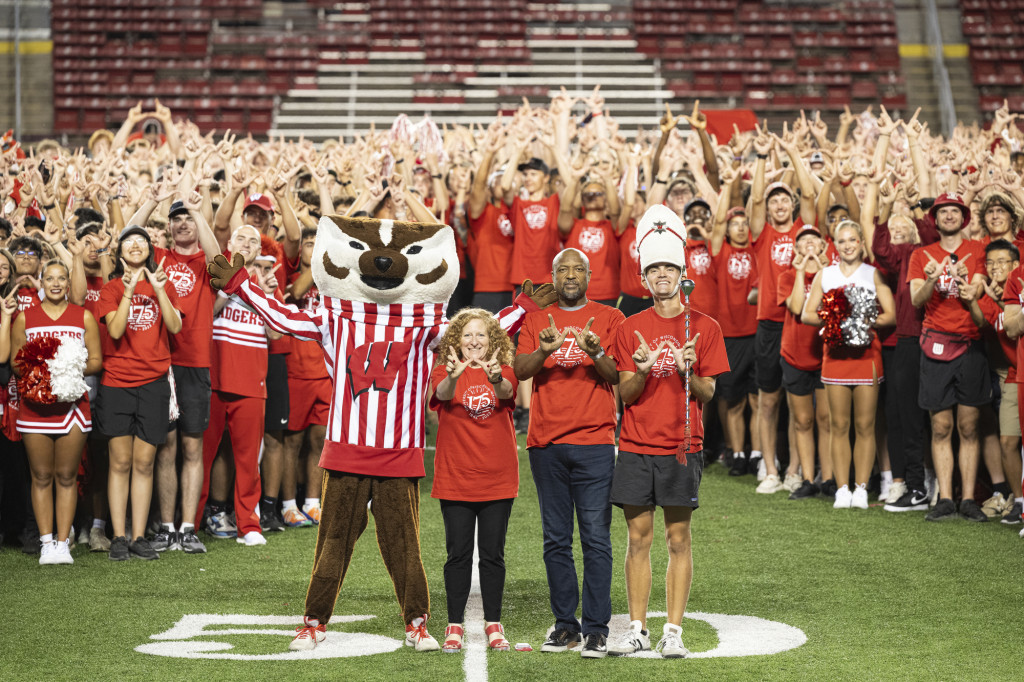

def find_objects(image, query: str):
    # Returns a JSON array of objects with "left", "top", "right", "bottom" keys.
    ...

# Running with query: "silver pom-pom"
[
  {"left": 840, "top": 285, "right": 879, "bottom": 348},
  {"left": 46, "top": 338, "right": 88, "bottom": 403}
]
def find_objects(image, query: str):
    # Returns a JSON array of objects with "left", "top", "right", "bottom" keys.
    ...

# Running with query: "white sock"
[
  {"left": 750, "top": 450, "right": 762, "bottom": 460},
  {"left": 92, "top": 519, "right": 106, "bottom": 530},
  {"left": 881, "top": 471, "right": 893, "bottom": 484},
  {"left": 733, "top": 451, "right": 746, "bottom": 459},
  {"left": 40, "top": 533, "right": 53, "bottom": 544},
  {"left": 283, "top": 499, "right": 298, "bottom": 511},
  {"left": 1016, "top": 497, "right": 1023, "bottom": 505},
  {"left": 304, "top": 498, "right": 320, "bottom": 510},
  {"left": 163, "top": 522, "right": 175, "bottom": 533},
  {"left": 179, "top": 522, "right": 194, "bottom": 533},
  {"left": 855, "top": 482, "right": 867, "bottom": 490}
]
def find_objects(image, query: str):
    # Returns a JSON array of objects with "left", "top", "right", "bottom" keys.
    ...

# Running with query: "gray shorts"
[{"left": 610, "top": 450, "right": 702, "bottom": 509}]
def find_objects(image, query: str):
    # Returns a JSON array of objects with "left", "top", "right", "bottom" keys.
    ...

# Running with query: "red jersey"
[
  {"left": 286, "top": 271, "right": 329, "bottom": 380},
  {"left": 612, "top": 307, "right": 730, "bottom": 455},
  {"left": 753, "top": 220, "right": 803, "bottom": 322},
  {"left": 468, "top": 202, "right": 514, "bottom": 292},
  {"left": 713, "top": 241, "right": 759, "bottom": 337},
  {"left": 156, "top": 247, "right": 214, "bottom": 368},
  {"left": 566, "top": 219, "right": 620, "bottom": 301},
  {"left": 979, "top": 294, "right": 1017, "bottom": 381},
  {"left": 907, "top": 239, "right": 986, "bottom": 339},
  {"left": 16, "top": 284, "right": 41, "bottom": 313},
  {"left": 211, "top": 292, "right": 268, "bottom": 399},
  {"left": 97, "top": 278, "right": 179, "bottom": 387},
  {"left": 17, "top": 304, "right": 91, "bottom": 433},
  {"left": 517, "top": 301, "right": 625, "bottom": 448},
  {"left": 428, "top": 364, "right": 519, "bottom": 501},
  {"left": 509, "top": 194, "right": 560, "bottom": 286},
  {"left": 618, "top": 222, "right": 647, "bottom": 298},
  {"left": 777, "top": 269, "right": 823, "bottom": 371},
  {"left": 1002, "top": 266, "right": 1024, "bottom": 382},
  {"left": 685, "top": 239, "right": 717, "bottom": 315}
]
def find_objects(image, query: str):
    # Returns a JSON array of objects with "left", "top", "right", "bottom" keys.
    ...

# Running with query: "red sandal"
[
  {"left": 443, "top": 624, "right": 464, "bottom": 653},
  {"left": 485, "top": 622, "right": 510, "bottom": 651}
]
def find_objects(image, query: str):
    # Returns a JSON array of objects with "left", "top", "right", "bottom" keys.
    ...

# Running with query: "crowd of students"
[{"left": 1, "top": 90, "right": 1023, "bottom": 572}]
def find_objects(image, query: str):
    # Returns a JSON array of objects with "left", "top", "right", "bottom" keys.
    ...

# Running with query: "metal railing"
[{"left": 923, "top": 0, "right": 957, "bottom": 137}]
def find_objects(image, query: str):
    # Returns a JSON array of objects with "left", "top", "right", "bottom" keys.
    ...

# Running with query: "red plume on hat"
[
  {"left": 259, "top": 234, "right": 280, "bottom": 260},
  {"left": 1, "top": 129, "right": 25, "bottom": 160}
]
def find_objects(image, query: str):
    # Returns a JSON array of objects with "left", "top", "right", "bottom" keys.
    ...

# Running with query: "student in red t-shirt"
[
  {"left": 96, "top": 225, "right": 182, "bottom": 561},
  {"left": 428, "top": 309, "right": 519, "bottom": 654},
  {"left": 9, "top": 260, "right": 102, "bottom": 565},
  {"left": 500, "top": 153, "right": 562, "bottom": 288},
  {"left": 608, "top": 205, "right": 729, "bottom": 658},
  {"left": 561, "top": 177, "right": 622, "bottom": 306},
  {"left": 467, "top": 126, "right": 515, "bottom": 314}
]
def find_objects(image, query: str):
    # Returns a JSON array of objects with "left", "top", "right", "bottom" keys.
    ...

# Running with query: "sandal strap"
[
  {"left": 485, "top": 622, "right": 509, "bottom": 648},
  {"left": 484, "top": 623, "right": 504, "bottom": 636}
]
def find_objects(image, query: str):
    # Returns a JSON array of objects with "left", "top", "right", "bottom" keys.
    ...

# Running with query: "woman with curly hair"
[{"left": 428, "top": 308, "right": 519, "bottom": 653}]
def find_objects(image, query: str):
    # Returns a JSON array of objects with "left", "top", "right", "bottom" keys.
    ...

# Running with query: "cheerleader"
[
  {"left": 9, "top": 260, "right": 102, "bottom": 564},
  {"left": 802, "top": 221, "right": 896, "bottom": 509}
]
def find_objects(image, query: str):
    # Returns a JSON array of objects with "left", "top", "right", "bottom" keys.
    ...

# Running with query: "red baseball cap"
[
  {"left": 795, "top": 225, "right": 823, "bottom": 242},
  {"left": 765, "top": 181, "right": 793, "bottom": 200},
  {"left": 929, "top": 192, "right": 970, "bottom": 225},
  {"left": 243, "top": 192, "right": 274, "bottom": 214},
  {"left": 725, "top": 207, "right": 746, "bottom": 222}
]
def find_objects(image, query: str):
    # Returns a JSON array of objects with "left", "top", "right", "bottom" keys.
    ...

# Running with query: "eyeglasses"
[
  {"left": 14, "top": 250, "right": 40, "bottom": 258},
  {"left": 121, "top": 236, "right": 148, "bottom": 246},
  {"left": 582, "top": 191, "right": 605, "bottom": 200}
]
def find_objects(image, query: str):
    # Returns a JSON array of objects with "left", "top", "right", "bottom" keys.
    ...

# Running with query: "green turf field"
[{"left": 1, "top": 435, "right": 1021, "bottom": 681}]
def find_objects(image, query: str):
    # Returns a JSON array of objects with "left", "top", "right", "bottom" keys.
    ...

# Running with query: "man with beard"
[
  {"left": 514, "top": 248, "right": 624, "bottom": 658},
  {"left": 908, "top": 193, "right": 990, "bottom": 522}
]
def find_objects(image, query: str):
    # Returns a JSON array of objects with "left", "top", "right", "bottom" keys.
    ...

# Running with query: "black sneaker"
[
  {"left": 959, "top": 499, "right": 988, "bottom": 522},
  {"left": 151, "top": 530, "right": 176, "bottom": 552},
  {"left": 789, "top": 480, "right": 819, "bottom": 500},
  {"left": 884, "top": 489, "right": 929, "bottom": 512},
  {"left": 108, "top": 536, "right": 130, "bottom": 561},
  {"left": 541, "top": 627, "right": 583, "bottom": 652},
  {"left": 581, "top": 633, "right": 608, "bottom": 659},
  {"left": 1001, "top": 500, "right": 1023, "bottom": 525},
  {"left": 729, "top": 454, "right": 748, "bottom": 477},
  {"left": 925, "top": 498, "right": 958, "bottom": 522},
  {"left": 129, "top": 537, "right": 160, "bottom": 560},
  {"left": 261, "top": 510, "right": 286, "bottom": 533},
  {"left": 819, "top": 479, "right": 838, "bottom": 499},
  {"left": 179, "top": 529, "right": 208, "bottom": 554},
  {"left": 20, "top": 526, "right": 40, "bottom": 555},
  {"left": 746, "top": 456, "right": 762, "bottom": 476}
]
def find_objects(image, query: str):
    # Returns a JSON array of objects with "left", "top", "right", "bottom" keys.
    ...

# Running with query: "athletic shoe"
[
  {"left": 39, "top": 540, "right": 59, "bottom": 565},
  {"left": 1019, "top": 526, "right": 1024, "bottom": 538},
  {"left": 925, "top": 469, "right": 938, "bottom": 507},
  {"left": 1000, "top": 501, "right": 1023, "bottom": 525},
  {"left": 283, "top": 507, "right": 312, "bottom": 528},
  {"left": 108, "top": 536, "right": 130, "bottom": 561},
  {"left": 151, "top": 530, "right": 176, "bottom": 552},
  {"left": 884, "top": 489, "right": 930, "bottom": 512},
  {"left": 237, "top": 531, "right": 268, "bottom": 546},
  {"left": 580, "top": 633, "right": 608, "bottom": 659},
  {"left": 755, "top": 457, "right": 767, "bottom": 481},
  {"left": 789, "top": 480, "right": 819, "bottom": 500},
  {"left": 878, "top": 478, "right": 892, "bottom": 503},
  {"left": 884, "top": 481, "right": 908, "bottom": 506},
  {"left": 205, "top": 511, "right": 237, "bottom": 538},
  {"left": 959, "top": 499, "right": 988, "bottom": 523},
  {"left": 289, "top": 617, "right": 326, "bottom": 651},
  {"left": 129, "top": 537, "right": 160, "bottom": 560},
  {"left": 833, "top": 485, "right": 853, "bottom": 509},
  {"left": 21, "top": 526, "right": 40, "bottom": 555},
  {"left": 656, "top": 623, "right": 689, "bottom": 659},
  {"left": 404, "top": 615, "right": 440, "bottom": 652},
  {"left": 261, "top": 510, "right": 286, "bottom": 533},
  {"left": 756, "top": 474, "right": 784, "bottom": 494},
  {"left": 541, "top": 626, "right": 583, "bottom": 652},
  {"left": 729, "top": 454, "right": 748, "bottom": 477},
  {"left": 851, "top": 486, "right": 869, "bottom": 509},
  {"left": 980, "top": 492, "right": 1010, "bottom": 518},
  {"left": 608, "top": 620, "right": 650, "bottom": 656},
  {"left": 52, "top": 539, "right": 74, "bottom": 565},
  {"left": 819, "top": 479, "right": 838, "bottom": 499},
  {"left": 89, "top": 527, "right": 110, "bottom": 552},
  {"left": 302, "top": 505, "right": 322, "bottom": 525},
  {"left": 76, "top": 525, "right": 90, "bottom": 547},
  {"left": 782, "top": 473, "right": 802, "bottom": 493},
  {"left": 179, "top": 530, "right": 208, "bottom": 554},
  {"left": 925, "top": 498, "right": 958, "bottom": 522}
]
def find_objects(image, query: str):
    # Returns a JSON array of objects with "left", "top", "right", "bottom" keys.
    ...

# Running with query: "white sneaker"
[
  {"left": 851, "top": 486, "right": 869, "bottom": 509},
  {"left": 782, "top": 473, "right": 802, "bottom": 493},
  {"left": 39, "top": 540, "right": 59, "bottom": 565},
  {"left": 756, "top": 457, "right": 767, "bottom": 481},
  {"left": 834, "top": 485, "right": 853, "bottom": 509},
  {"left": 237, "top": 531, "right": 267, "bottom": 546},
  {"left": 608, "top": 620, "right": 650, "bottom": 656},
  {"left": 1019, "top": 526, "right": 1024, "bottom": 538},
  {"left": 885, "top": 481, "right": 908, "bottom": 506},
  {"left": 52, "top": 539, "right": 74, "bottom": 564},
  {"left": 289, "top": 618, "right": 326, "bottom": 651},
  {"left": 879, "top": 477, "right": 892, "bottom": 503},
  {"left": 405, "top": 615, "right": 440, "bottom": 652},
  {"left": 756, "top": 474, "right": 784, "bottom": 494},
  {"left": 655, "top": 623, "right": 689, "bottom": 659}
]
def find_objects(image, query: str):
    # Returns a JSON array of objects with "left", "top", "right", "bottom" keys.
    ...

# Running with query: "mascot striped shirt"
[{"left": 223, "top": 269, "right": 534, "bottom": 477}]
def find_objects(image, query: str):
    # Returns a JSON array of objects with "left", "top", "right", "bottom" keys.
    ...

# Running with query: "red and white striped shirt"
[
  {"left": 225, "top": 269, "right": 536, "bottom": 477},
  {"left": 211, "top": 293, "right": 268, "bottom": 399}
]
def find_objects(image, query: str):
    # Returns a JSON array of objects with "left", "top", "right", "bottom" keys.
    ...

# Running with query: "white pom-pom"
[{"left": 46, "top": 338, "right": 88, "bottom": 403}]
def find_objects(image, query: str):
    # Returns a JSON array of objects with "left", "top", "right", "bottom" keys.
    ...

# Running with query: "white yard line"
[{"left": 462, "top": 542, "right": 487, "bottom": 682}]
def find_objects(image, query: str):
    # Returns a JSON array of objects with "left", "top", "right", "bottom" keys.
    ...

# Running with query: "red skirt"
[
  {"left": 821, "top": 336, "right": 883, "bottom": 386},
  {"left": 16, "top": 393, "right": 91, "bottom": 435}
]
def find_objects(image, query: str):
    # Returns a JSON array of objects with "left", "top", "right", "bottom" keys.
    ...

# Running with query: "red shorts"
[
  {"left": 821, "top": 337, "right": 883, "bottom": 386},
  {"left": 16, "top": 394, "right": 92, "bottom": 435},
  {"left": 287, "top": 377, "right": 332, "bottom": 431}
]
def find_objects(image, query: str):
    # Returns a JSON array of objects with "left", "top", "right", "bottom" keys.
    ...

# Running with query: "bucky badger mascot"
[{"left": 209, "top": 214, "right": 551, "bottom": 651}]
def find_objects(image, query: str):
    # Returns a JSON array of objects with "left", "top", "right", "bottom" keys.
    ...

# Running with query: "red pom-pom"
[
  {"left": 818, "top": 286, "right": 851, "bottom": 350},
  {"left": 14, "top": 336, "right": 60, "bottom": 405}
]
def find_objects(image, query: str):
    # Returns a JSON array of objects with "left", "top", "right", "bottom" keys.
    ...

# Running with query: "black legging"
[{"left": 439, "top": 498, "right": 514, "bottom": 623}]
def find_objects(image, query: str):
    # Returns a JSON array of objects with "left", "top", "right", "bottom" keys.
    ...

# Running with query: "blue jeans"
[{"left": 529, "top": 443, "right": 614, "bottom": 636}]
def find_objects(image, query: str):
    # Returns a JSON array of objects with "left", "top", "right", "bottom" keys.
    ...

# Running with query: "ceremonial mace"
[{"left": 678, "top": 278, "right": 696, "bottom": 464}]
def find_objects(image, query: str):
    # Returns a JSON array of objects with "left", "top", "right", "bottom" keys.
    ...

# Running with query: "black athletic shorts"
[
  {"left": 780, "top": 358, "right": 823, "bottom": 397},
  {"left": 95, "top": 375, "right": 171, "bottom": 446},
  {"left": 172, "top": 365, "right": 211, "bottom": 434},
  {"left": 264, "top": 353, "right": 290, "bottom": 432},
  {"left": 754, "top": 320, "right": 784, "bottom": 393},
  {"left": 611, "top": 450, "right": 702, "bottom": 509},
  {"left": 718, "top": 335, "right": 756, "bottom": 402},
  {"left": 918, "top": 341, "right": 992, "bottom": 411}
]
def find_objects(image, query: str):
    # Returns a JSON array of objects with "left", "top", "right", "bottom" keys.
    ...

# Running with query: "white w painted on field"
[
  {"left": 136, "top": 614, "right": 403, "bottom": 660},
  {"left": 607, "top": 611, "right": 807, "bottom": 659}
]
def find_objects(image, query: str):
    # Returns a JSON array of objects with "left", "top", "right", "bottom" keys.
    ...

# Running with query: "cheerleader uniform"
[
  {"left": 820, "top": 263, "right": 884, "bottom": 386},
  {"left": 16, "top": 304, "right": 91, "bottom": 434}
]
